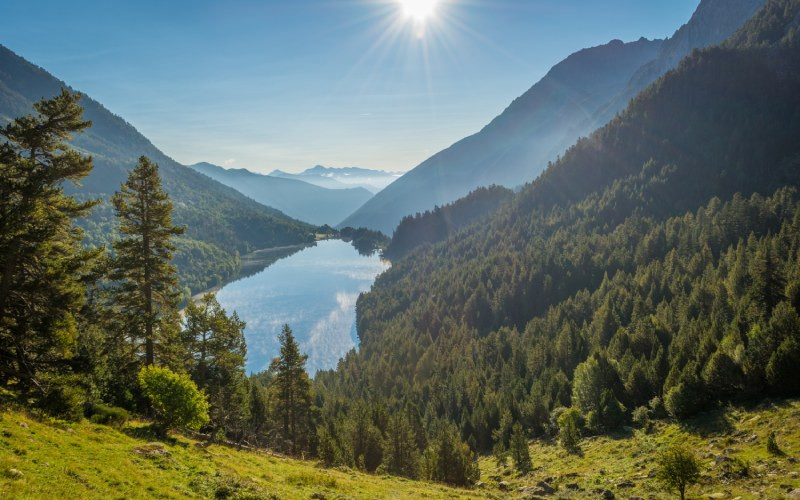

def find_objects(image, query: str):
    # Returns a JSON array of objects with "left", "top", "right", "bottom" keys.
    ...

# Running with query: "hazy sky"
[{"left": 1, "top": 0, "right": 698, "bottom": 173}]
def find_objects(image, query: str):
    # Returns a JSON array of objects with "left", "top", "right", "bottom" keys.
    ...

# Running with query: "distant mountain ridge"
[
  {"left": 591, "top": 0, "right": 766, "bottom": 127},
  {"left": 269, "top": 165, "right": 401, "bottom": 194},
  {"left": 191, "top": 163, "right": 374, "bottom": 226},
  {"left": 339, "top": 0, "right": 767, "bottom": 234},
  {"left": 0, "top": 44, "right": 314, "bottom": 293}
]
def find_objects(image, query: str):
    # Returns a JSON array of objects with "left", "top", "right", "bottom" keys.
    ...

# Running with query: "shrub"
[
  {"left": 586, "top": 410, "right": 602, "bottom": 434},
  {"left": 492, "top": 441, "right": 508, "bottom": 468},
  {"left": 632, "top": 406, "right": 652, "bottom": 431},
  {"left": 649, "top": 396, "right": 666, "bottom": 418},
  {"left": 657, "top": 445, "right": 701, "bottom": 500},
  {"left": 138, "top": 366, "right": 209, "bottom": 432},
  {"left": 664, "top": 381, "right": 703, "bottom": 419},
  {"left": 85, "top": 403, "right": 130, "bottom": 428},
  {"left": 38, "top": 379, "right": 85, "bottom": 421},
  {"left": 509, "top": 423, "right": 532, "bottom": 475},
  {"left": 548, "top": 406, "right": 569, "bottom": 436},
  {"left": 317, "top": 427, "right": 340, "bottom": 466},
  {"left": 557, "top": 408, "right": 583, "bottom": 453},
  {"left": 422, "top": 425, "right": 479, "bottom": 486},
  {"left": 718, "top": 456, "right": 749, "bottom": 479},
  {"left": 766, "top": 431, "right": 782, "bottom": 455}
]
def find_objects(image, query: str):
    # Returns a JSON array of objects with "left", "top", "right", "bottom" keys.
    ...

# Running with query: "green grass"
[
  {"left": 1, "top": 400, "right": 799, "bottom": 499},
  {"left": 0, "top": 410, "right": 481, "bottom": 499},
  {"left": 479, "top": 399, "right": 800, "bottom": 499}
]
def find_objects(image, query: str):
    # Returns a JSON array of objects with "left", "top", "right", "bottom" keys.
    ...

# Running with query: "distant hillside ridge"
[
  {"left": 269, "top": 165, "right": 401, "bottom": 193},
  {"left": 339, "top": 0, "right": 766, "bottom": 234},
  {"left": 191, "top": 162, "right": 374, "bottom": 226},
  {"left": 0, "top": 44, "right": 314, "bottom": 293}
]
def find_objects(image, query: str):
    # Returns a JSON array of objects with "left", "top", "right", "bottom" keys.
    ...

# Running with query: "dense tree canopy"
[
  {"left": 314, "top": 43, "right": 800, "bottom": 458},
  {"left": 0, "top": 89, "right": 100, "bottom": 397}
]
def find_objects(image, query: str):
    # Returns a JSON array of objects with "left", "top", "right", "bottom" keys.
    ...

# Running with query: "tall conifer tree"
[
  {"left": 0, "top": 89, "right": 99, "bottom": 393},
  {"left": 111, "top": 156, "right": 184, "bottom": 367},
  {"left": 184, "top": 294, "right": 248, "bottom": 436},
  {"left": 271, "top": 324, "right": 314, "bottom": 455}
]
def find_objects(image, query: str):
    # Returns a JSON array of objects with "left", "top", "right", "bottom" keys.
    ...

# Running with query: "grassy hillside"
[
  {"left": 2, "top": 400, "right": 798, "bottom": 499},
  {"left": 0, "top": 408, "right": 480, "bottom": 499},
  {"left": 481, "top": 399, "right": 800, "bottom": 499}
]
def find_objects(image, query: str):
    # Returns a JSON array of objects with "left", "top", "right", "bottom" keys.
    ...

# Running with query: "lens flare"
[{"left": 399, "top": 0, "right": 438, "bottom": 22}]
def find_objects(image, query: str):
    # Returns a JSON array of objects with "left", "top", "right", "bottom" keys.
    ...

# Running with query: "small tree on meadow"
[
  {"left": 657, "top": 445, "right": 701, "bottom": 500},
  {"left": 558, "top": 408, "right": 583, "bottom": 453},
  {"left": 509, "top": 423, "right": 532, "bottom": 474},
  {"left": 138, "top": 365, "right": 209, "bottom": 432}
]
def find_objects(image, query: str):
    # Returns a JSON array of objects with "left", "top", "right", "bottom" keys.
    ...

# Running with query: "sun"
[{"left": 398, "top": 0, "right": 439, "bottom": 22}]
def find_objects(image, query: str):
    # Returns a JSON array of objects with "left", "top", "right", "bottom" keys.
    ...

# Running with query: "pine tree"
[
  {"left": 423, "top": 424, "right": 479, "bottom": 486},
  {"left": 509, "top": 423, "right": 532, "bottom": 474},
  {"left": 347, "top": 400, "right": 383, "bottom": 471},
  {"left": 184, "top": 294, "right": 248, "bottom": 437},
  {"left": 381, "top": 412, "right": 421, "bottom": 478},
  {"left": 271, "top": 324, "right": 314, "bottom": 455},
  {"left": 750, "top": 242, "right": 786, "bottom": 318},
  {"left": 110, "top": 156, "right": 184, "bottom": 367},
  {"left": 0, "top": 88, "right": 100, "bottom": 395},
  {"left": 247, "top": 377, "right": 271, "bottom": 445}
]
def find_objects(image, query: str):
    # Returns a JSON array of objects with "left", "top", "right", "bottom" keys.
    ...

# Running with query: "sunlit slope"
[
  {"left": 0, "top": 410, "right": 482, "bottom": 499},
  {"left": 481, "top": 399, "right": 800, "bottom": 499},
  {"left": 2, "top": 400, "right": 799, "bottom": 498}
]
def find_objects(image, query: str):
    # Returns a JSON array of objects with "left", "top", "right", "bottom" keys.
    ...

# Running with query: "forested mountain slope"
[
  {"left": 384, "top": 186, "right": 513, "bottom": 260},
  {"left": 314, "top": 2, "right": 800, "bottom": 455},
  {"left": 590, "top": 0, "right": 765, "bottom": 127},
  {"left": 190, "top": 162, "right": 373, "bottom": 226},
  {"left": 339, "top": 0, "right": 765, "bottom": 234},
  {"left": 0, "top": 44, "right": 314, "bottom": 294}
]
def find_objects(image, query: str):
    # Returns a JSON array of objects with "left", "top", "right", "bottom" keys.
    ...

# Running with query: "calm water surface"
[{"left": 215, "top": 239, "right": 389, "bottom": 375}]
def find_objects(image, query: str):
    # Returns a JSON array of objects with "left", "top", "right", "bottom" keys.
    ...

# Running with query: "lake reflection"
[{"left": 214, "top": 239, "right": 389, "bottom": 375}]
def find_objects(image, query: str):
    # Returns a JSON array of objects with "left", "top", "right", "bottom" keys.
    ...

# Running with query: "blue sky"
[{"left": 1, "top": 0, "right": 698, "bottom": 173}]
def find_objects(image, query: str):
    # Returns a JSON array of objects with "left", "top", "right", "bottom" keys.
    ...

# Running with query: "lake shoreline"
[
  {"left": 190, "top": 242, "right": 315, "bottom": 303},
  {"left": 209, "top": 239, "right": 390, "bottom": 374}
]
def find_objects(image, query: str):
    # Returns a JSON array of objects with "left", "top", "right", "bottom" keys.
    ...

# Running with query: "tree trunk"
[
  {"left": 0, "top": 239, "right": 20, "bottom": 320},
  {"left": 143, "top": 230, "right": 154, "bottom": 366}
]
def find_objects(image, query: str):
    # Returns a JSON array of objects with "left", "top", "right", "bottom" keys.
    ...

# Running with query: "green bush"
[
  {"left": 632, "top": 406, "right": 652, "bottom": 431},
  {"left": 664, "top": 381, "right": 703, "bottom": 419},
  {"left": 719, "top": 456, "right": 749, "bottom": 479},
  {"left": 38, "top": 379, "right": 85, "bottom": 421},
  {"left": 766, "top": 431, "right": 782, "bottom": 455},
  {"left": 85, "top": 403, "right": 130, "bottom": 428},
  {"left": 557, "top": 408, "right": 583, "bottom": 453},
  {"left": 138, "top": 366, "right": 209, "bottom": 432},
  {"left": 586, "top": 410, "right": 602, "bottom": 434},
  {"left": 317, "top": 427, "right": 340, "bottom": 466},
  {"left": 421, "top": 425, "right": 479, "bottom": 486}
]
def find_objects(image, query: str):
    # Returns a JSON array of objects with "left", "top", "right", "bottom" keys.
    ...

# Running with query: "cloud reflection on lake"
[{"left": 214, "top": 239, "right": 389, "bottom": 375}]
